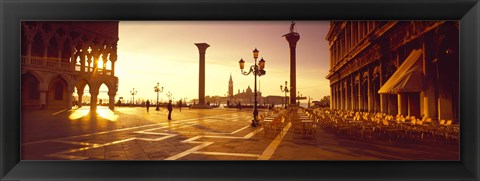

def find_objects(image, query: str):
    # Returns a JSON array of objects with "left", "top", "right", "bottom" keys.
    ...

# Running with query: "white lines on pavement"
[
  {"left": 165, "top": 143, "right": 214, "bottom": 160},
  {"left": 231, "top": 125, "right": 250, "bottom": 134},
  {"left": 51, "top": 109, "right": 70, "bottom": 115},
  {"left": 47, "top": 138, "right": 136, "bottom": 160},
  {"left": 25, "top": 113, "right": 234, "bottom": 146},
  {"left": 52, "top": 140, "right": 98, "bottom": 146},
  {"left": 193, "top": 151, "right": 260, "bottom": 158},
  {"left": 257, "top": 122, "right": 292, "bottom": 160},
  {"left": 166, "top": 127, "right": 264, "bottom": 160},
  {"left": 36, "top": 112, "right": 255, "bottom": 160}
]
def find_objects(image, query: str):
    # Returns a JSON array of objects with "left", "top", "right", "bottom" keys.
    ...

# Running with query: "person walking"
[
  {"left": 178, "top": 100, "right": 182, "bottom": 112},
  {"left": 146, "top": 100, "right": 150, "bottom": 113},
  {"left": 167, "top": 100, "right": 173, "bottom": 120}
]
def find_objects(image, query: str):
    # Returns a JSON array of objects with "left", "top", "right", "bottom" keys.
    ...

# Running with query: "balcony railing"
[{"left": 23, "top": 56, "right": 113, "bottom": 76}]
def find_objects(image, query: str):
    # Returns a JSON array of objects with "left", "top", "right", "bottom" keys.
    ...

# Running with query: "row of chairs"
[{"left": 307, "top": 108, "right": 459, "bottom": 143}]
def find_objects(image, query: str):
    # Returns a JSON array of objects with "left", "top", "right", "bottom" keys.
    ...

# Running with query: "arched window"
[{"left": 55, "top": 82, "right": 63, "bottom": 100}]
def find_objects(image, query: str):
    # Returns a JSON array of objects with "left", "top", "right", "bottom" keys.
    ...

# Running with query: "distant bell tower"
[{"left": 228, "top": 73, "right": 234, "bottom": 97}]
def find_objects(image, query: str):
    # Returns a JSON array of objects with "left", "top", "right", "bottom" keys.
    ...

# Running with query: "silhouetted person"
[
  {"left": 146, "top": 100, "right": 150, "bottom": 113},
  {"left": 237, "top": 101, "right": 242, "bottom": 110},
  {"left": 167, "top": 100, "right": 173, "bottom": 120},
  {"left": 178, "top": 100, "right": 182, "bottom": 112}
]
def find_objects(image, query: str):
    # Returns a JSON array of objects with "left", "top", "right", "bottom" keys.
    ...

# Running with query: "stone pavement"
[{"left": 21, "top": 107, "right": 459, "bottom": 160}]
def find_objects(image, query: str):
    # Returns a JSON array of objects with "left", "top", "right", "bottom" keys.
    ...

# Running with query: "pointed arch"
[
  {"left": 22, "top": 72, "right": 41, "bottom": 108},
  {"left": 47, "top": 75, "right": 68, "bottom": 109}
]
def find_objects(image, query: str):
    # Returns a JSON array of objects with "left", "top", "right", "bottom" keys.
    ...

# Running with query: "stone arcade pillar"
[
  {"left": 77, "top": 87, "right": 84, "bottom": 108},
  {"left": 330, "top": 86, "right": 334, "bottom": 109},
  {"left": 192, "top": 43, "right": 211, "bottom": 109},
  {"left": 350, "top": 76, "right": 355, "bottom": 110},
  {"left": 67, "top": 86, "right": 74, "bottom": 110},
  {"left": 39, "top": 90, "right": 47, "bottom": 109},
  {"left": 90, "top": 89, "right": 99, "bottom": 111},
  {"left": 284, "top": 32, "right": 300, "bottom": 107},
  {"left": 108, "top": 91, "right": 116, "bottom": 110}
]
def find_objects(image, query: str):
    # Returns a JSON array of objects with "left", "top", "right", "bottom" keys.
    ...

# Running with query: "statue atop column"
[{"left": 290, "top": 21, "right": 296, "bottom": 33}]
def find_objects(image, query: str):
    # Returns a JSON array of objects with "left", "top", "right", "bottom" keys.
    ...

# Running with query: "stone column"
[
  {"left": 422, "top": 35, "right": 437, "bottom": 119},
  {"left": 367, "top": 70, "right": 372, "bottom": 112},
  {"left": 77, "top": 91, "right": 83, "bottom": 108},
  {"left": 90, "top": 88, "right": 99, "bottom": 111},
  {"left": 67, "top": 86, "right": 74, "bottom": 110},
  {"left": 350, "top": 76, "right": 355, "bottom": 110},
  {"left": 108, "top": 91, "right": 116, "bottom": 110},
  {"left": 344, "top": 79, "right": 350, "bottom": 110},
  {"left": 333, "top": 85, "right": 337, "bottom": 109},
  {"left": 330, "top": 86, "right": 334, "bottom": 109},
  {"left": 284, "top": 32, "right": 300, "bottom": 106},
  {"left": 358, "top": 74, "right": 363, "bottom": 112},
  {"left": 339, "top": 83, "right": 343, "bottom": 110},
  {"left": 398, "top": 93, "right": 408, "bottom": 115},
  {"left": 194, "top": 43, "right": 210, "bottom": 108},
  {"left": 110, "top": 52, "right": 117, "bottom": 76},
  {"left": 80, "top": 50, "right": 86, "bottom": 73},
  {"left": 39, "top": 90, "right": 47, "bottom": 109},
  {"left": 336, "top": 85, "right": 340, "bottom": 109}
]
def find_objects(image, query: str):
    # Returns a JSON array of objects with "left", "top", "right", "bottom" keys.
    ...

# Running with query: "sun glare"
[
  {"left": 96, "top": 108, "right": 119, "bottom": 121},
  {"left": 68, "top": 107, "right": 90, "bottom": 120}
]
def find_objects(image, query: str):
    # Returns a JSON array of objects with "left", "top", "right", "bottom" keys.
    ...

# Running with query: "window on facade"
[{"left": 54, "top": 82, "right": 63, "bottom": 100}]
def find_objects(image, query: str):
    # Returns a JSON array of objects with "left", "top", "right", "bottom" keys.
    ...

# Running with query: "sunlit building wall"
[
  {"left": 21, "top": 21, "right": 119, "bottom": 111},
  {"left": 325, "top": 21, "right": 459, "bottom": 121}
]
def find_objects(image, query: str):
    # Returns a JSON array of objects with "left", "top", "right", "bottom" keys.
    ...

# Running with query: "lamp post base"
[{"left": 251, "top": 120, "right": 259, "bottom": 127}]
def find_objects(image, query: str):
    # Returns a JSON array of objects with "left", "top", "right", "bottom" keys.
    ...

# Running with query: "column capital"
[
  {"left": 283, "top": 32, "right": 300, "bottom": 48},
  {"left": 195, "top": 43, "right": 210, "bottom": 54}
]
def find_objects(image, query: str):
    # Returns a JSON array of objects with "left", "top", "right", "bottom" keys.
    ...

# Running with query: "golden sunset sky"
[{"left": 109, "top": 21, "right": 331, "bottom": 103}]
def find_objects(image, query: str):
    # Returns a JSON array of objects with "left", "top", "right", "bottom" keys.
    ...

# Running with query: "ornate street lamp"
[
  {"left": 154, "top": 82, "right": 164, "bottom": 111},
  {"left": 239, "top": 48, "right": 267, "bottom": 127},
  {"left": 130, "top": 88, "right": 137, "bottom": 106},
  {"left": 280, "top": 81, "right": 289, "bottom": 109},
  {"left": 166, "top": 91, "right": 173, "bottom": 101}
]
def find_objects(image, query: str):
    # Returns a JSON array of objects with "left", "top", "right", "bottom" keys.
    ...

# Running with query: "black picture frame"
[{"left": 1, "top": 0, "right": 479, "bottom": 180}]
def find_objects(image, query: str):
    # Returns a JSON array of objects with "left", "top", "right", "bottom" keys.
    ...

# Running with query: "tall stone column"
[
  {"left": 284, "top": 32, "right": 300, "bottom": 106},
  {"left": 194, "top": 43, "right": 210, "bottom": 108}
]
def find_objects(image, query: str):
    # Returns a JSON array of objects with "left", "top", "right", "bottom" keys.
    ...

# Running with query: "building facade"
[
  {"left": 326, "top": 21, "right": 459, "bottom": 121},
  {"left": 21, "top": 21, "right": 119, "bottom": 111}
]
